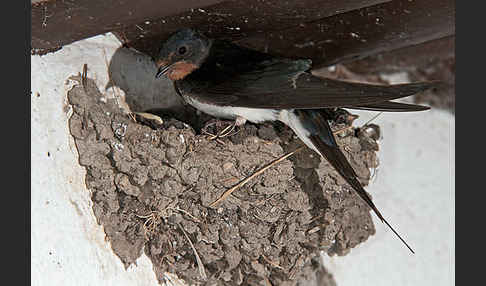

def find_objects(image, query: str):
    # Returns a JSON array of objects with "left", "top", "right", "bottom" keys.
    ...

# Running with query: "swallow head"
[{"left": 155, "top": 28, "right": 212, "bottom": 81}]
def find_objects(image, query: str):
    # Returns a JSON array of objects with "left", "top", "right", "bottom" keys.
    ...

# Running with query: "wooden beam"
[
  {"left": 31, "top": 0, "right": 225, "bottom": 53},
  {"left": 236, "top": 0, "right": 455, "bottom": 67},
  {"left": 112, "top": 0, "right": 390, "bottom": 57},
  {"left": 32, "top": 0, "right": 390, "bottom": 54}
]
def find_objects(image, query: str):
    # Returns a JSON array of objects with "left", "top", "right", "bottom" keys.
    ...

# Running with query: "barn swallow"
[{"left": 155, "top": 28, "right": 435, "bottom": 253}]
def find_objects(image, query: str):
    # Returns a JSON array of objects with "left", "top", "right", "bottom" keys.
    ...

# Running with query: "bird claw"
[{"left": 201, "top": 118, "right": 241, "bottom": 142}]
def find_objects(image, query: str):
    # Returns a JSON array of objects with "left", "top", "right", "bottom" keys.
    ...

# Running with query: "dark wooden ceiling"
[{"left": 32, "top": 0, "right": 454, "bottom": 69}]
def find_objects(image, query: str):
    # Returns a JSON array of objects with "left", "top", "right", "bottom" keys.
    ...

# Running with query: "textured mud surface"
[{"left": 67, "top": 76, "right": 378, "bottom": 285}]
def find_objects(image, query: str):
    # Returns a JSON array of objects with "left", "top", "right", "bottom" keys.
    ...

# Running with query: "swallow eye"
[{"left": 178, "top": 46, "right": 187, "bottom": 55}]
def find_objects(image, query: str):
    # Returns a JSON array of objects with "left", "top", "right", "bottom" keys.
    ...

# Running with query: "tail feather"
[
  {"left": 346, "top": 101, "right": 430, "bottom": 112},
  {"left": 283, "top": 109, "right": 414, "bottom": 253}
]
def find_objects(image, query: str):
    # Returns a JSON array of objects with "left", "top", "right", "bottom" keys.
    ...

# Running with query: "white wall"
[
  {"left": 31, "top": 34, "right": 160, "bottom": 286},
  {"left": 323, "top": 107, "right": 455, "bottom": 286}
]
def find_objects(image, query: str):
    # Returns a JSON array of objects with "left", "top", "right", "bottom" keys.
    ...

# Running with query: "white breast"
[
  {"left": 183, "top": 95, "right": 322, "bottom": 157},
  {"left": 183, "top": 94, "right": 279, "bottom": 124}
]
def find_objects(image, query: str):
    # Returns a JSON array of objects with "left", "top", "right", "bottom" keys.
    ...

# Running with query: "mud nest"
[{"left": 67, "top": 75, "right": 379, "bottom": 285}]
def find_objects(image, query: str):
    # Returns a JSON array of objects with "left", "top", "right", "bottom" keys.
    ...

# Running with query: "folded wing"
[{"left": 183, "top": 59, "right": 435, "bottom": 110}]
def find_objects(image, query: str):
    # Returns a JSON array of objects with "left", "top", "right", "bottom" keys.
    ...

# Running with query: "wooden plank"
[
  {"left": 235, "top": 0, "right": 455, "bottom": 67},
  {"left": 32, "top": 0, "right": 454, "bottom": 72},
  {"left": 113, "top": 0, "right": 389, "bottom": 57},
  {"left": 32, "top": 0, "right": 390, "bottom": 54},
  {"left": 343, "top": 35, "right": 455, "bottom": 73},
  {"left": 31, "top": 0, "right": 225, "bottom": 53}
]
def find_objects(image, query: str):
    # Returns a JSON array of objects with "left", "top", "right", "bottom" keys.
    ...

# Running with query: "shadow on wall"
[{"left": 105, "top": 46, "right": 207, "bottom": 130}]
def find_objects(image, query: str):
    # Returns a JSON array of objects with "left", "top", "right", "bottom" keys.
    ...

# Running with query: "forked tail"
[{"left": 282, "top": 108, "right": 415, "bottom": 253}]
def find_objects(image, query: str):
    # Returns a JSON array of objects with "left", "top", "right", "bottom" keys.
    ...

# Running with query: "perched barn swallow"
[{"left": 155, "top": 28, "right": 434, "bottom": 253}]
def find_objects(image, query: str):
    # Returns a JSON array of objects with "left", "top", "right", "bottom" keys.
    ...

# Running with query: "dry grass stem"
[
  {"left": 209, "top": 123, "right": 358, "bottom": 207},
  {"left": 209, "top": 146, "right": 305, "bottom": 207},
  {"left": 177, "top": 222, "right": 207, "bottom": 280},
  {"left": 81, "top": 64, "right": 88, "bottom": 93},
  {"left": 201, "top": 121, "right": 240, "bottom": 143},
  {"left": 261, "top": 255, "right": 284, "bottom": 270}
]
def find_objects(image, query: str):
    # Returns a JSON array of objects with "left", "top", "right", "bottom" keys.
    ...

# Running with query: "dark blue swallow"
[{"left": 155, "top": 28, "right": 436, "bottom": 253}]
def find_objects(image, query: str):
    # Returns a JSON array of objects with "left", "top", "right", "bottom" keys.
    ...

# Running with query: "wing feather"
[
  {"left": 346, "top": 101, "right": 430, "bottom": 112},
  {"left": 179, "top": 59, "right": 436, "bottom": 109}
]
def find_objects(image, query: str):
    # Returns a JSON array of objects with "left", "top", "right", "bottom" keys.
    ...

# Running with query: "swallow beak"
[{"left": 155, "top": 63, "right": 173, "bottom": 79}]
